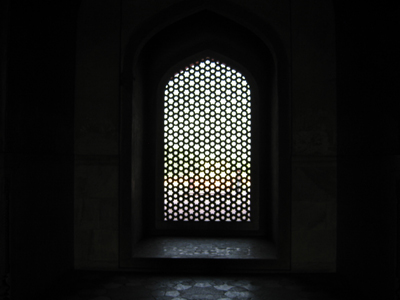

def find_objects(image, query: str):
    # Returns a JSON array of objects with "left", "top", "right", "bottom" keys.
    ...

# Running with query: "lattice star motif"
[{"left": 164, "top": 58, "right": 251, "bottom": 222}]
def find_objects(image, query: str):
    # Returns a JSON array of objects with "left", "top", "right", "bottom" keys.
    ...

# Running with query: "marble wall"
[
  {"left": 74, "top": 0, "right": 336, "bottom": 272},
  {"left": 290, "top": 1, "right": 336, "bottom": 271},
  {"left": 74, "top": 0, "right": 120, "bottom": 269}
]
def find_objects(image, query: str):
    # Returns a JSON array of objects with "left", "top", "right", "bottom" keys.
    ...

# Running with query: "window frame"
[
  {"left": 119, "top": 5, "right": 292, "bottom": 270},
  {"left": 153, "top": 52, "right": 262, "bottom": 235}
]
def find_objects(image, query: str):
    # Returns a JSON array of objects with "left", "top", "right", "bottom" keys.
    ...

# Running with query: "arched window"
[
  {"left": 121, "top": 6, "right": 291, "bottom": 269},
  {"left": 163, "top": 58, "right": 252, "bottom": 222}
]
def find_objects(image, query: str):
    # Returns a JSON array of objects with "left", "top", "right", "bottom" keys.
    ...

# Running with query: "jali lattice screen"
[{"left": 163, "top": 58, "right": 251, "bottom": 222}]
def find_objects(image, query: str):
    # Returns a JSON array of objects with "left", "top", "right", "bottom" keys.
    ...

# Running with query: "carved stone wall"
[{"left": 75, "top": 0, "right": 337, "bottom": 272}]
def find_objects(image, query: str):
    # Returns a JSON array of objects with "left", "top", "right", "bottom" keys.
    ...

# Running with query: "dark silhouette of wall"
[
  {"left": 1, "top": 1, "right": 10, "bottom": 298},
  {"left": 335, "top": 2, "right": 399, "bottom": 300},
  {"left": 2, "top": 1, "right": 79, "bottom": 299},
  {"left": 0, "top": 1, "right": 398, "bottom": 299}
]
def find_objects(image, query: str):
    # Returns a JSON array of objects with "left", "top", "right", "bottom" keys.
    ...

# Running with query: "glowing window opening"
[{"left": 163, "top": 57, "right": 251, "bottom": 222}]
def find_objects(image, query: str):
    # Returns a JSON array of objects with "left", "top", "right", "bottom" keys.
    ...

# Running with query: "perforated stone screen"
[{"left": 163, "top": 58, "right": 251, "bottom": 222}]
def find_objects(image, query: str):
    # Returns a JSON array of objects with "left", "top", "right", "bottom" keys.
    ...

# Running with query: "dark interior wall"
[
  {"left": 4, "top": 1, "right": 79, "bottom": 298},
  {"left": 0, "top": 1, "right": 10, "bottom": 298},
  {"left": 74, "top": 0, "right": 121, "bottom": 269},
  {"left": 0, "top": 0, "right": 398, "bottom": 299},
  {"left": 77, "top": 0, "right": 338, "bottom": 272},
  {"left": 335, "top": 2, "right": 399, "bottom": 300}
]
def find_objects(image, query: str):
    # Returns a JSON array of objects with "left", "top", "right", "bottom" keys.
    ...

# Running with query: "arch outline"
[{"left": 119, "top": 0, "right": 291, "bottom": 270}]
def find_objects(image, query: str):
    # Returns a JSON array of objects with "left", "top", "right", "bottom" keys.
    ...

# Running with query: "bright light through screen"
[{"left": 163, "top": 58, "right": 251, "bottom": 222}]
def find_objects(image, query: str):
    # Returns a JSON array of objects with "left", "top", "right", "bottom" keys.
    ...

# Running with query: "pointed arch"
[
  {"left": 162, "top": 57, "right": 252, "bottom": 223},
  {"left": 120, "top": 2, "right": 291, "bottom": 270}
]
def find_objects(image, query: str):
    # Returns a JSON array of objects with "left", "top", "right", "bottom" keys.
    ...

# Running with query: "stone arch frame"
[
  {"left": 119, "top": 0, "right": 291, "bottom": 269},
  {"left": 155, "top": 50, "right": 261, "bottom": 233}
]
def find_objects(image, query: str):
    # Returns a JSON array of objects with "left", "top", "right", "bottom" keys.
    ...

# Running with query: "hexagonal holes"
[{"left": 164, "top": 58, "right": 251, "bottom": 222}]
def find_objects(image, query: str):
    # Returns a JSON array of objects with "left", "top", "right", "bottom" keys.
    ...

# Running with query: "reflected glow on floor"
[{"left": 132, "top": 237, "right": 276, "bottom": 259}]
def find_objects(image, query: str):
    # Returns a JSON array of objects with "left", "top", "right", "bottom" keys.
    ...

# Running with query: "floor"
[
  {"left": 43, "top": 238, "right": 355, "bottom": 299},
  {"left": 44, "top": 271, "right": 355, "bottom": 300}
]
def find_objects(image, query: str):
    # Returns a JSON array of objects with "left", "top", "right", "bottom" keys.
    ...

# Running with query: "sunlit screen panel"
[{"left": 163, "top": 58, "right": 251, "bottom": 222}]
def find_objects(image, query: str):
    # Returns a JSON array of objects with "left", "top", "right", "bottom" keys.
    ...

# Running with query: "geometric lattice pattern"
[{"left": 163, "top": 57, "right": 251, "bottom": 222}]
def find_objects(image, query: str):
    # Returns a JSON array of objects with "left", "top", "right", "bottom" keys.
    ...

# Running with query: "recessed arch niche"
[{"left": 119, "top": 3, "right": 291, "bottom": 270}]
